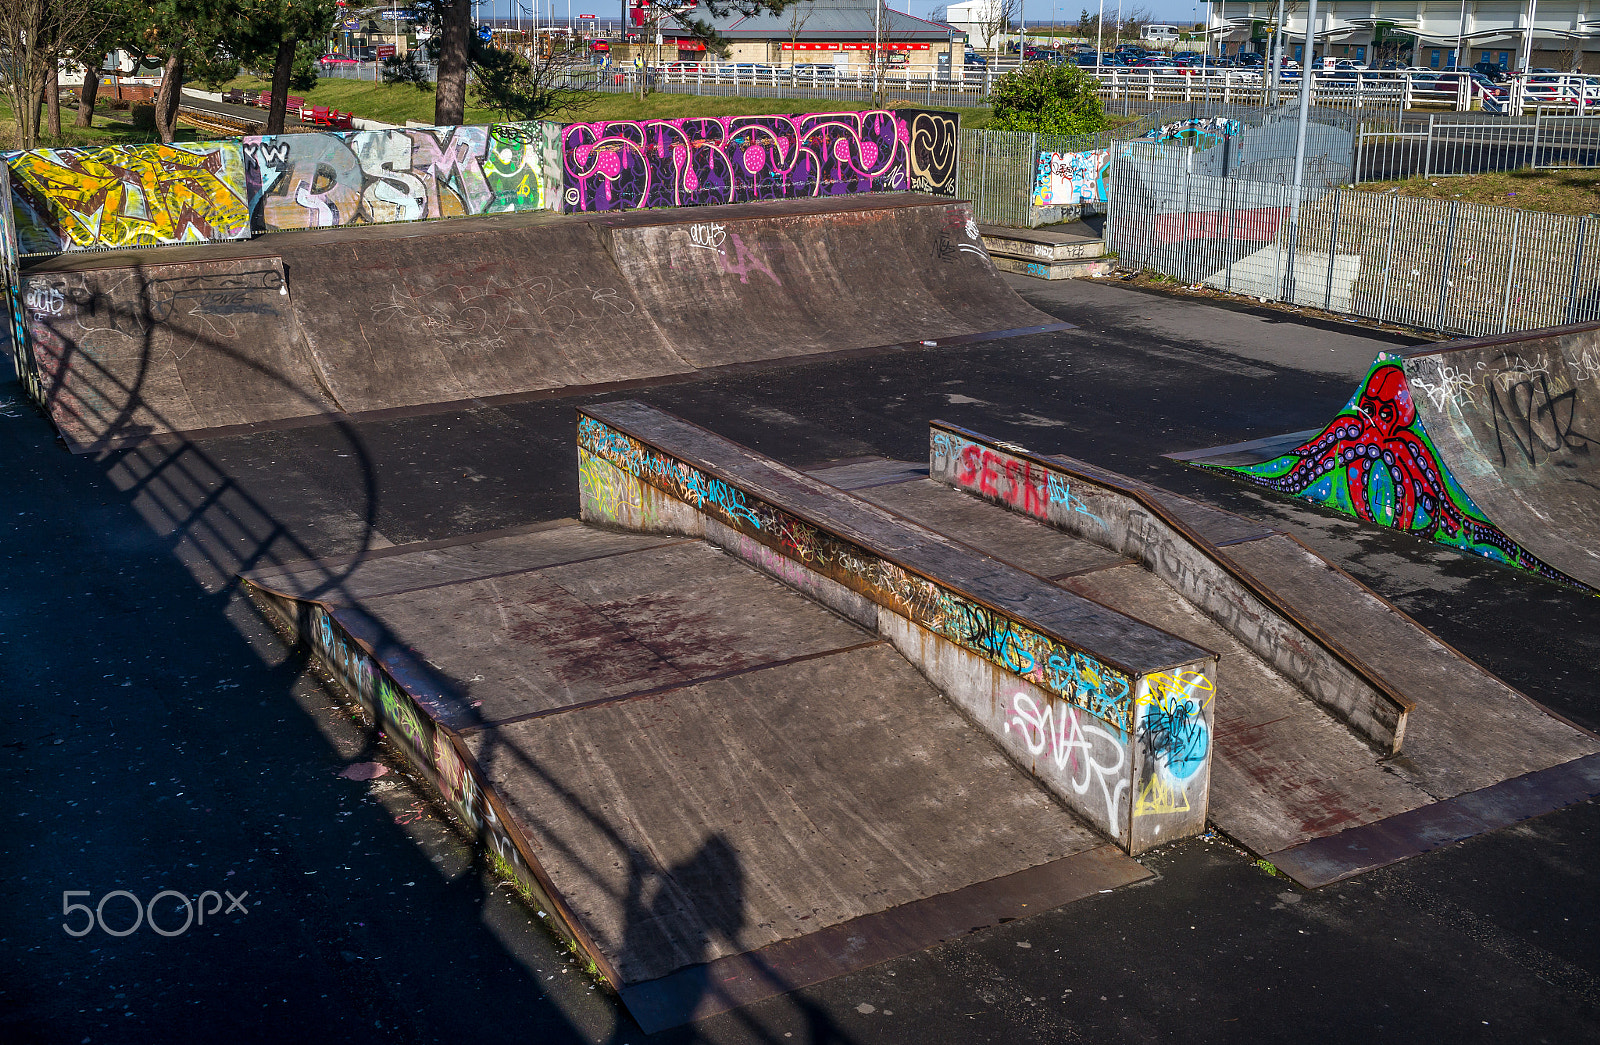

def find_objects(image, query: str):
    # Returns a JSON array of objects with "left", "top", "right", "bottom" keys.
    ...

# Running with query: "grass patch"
[
  {"left": 210, "top": 73, "right": 999, "bottom": 127},
  {"left": 0, "top": 96, "right": 202, "bottom": 149},
  {"left": 1356, "top": 167, "right": 1600, "bottom": 216}
]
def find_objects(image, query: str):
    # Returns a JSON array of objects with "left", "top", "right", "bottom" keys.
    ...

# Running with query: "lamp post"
[{"left": 1286, "top": 0, "right": 1318, "bottom": 300}]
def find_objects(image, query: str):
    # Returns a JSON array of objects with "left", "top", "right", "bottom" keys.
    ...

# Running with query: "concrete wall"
[
  {"left": 928, "top": 421, "right": 1412, "bottom": 755},
  {"left": 577, "top": 407, "right": 1218, "bottom": 854}
]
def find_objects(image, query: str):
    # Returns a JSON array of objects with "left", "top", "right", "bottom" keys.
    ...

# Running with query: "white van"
[{"left": 1140, "top": 24, "right": 1180, "bottom": 44}]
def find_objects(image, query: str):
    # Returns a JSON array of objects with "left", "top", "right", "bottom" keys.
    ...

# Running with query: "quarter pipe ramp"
[
  {"left": 16, "top": 194, "right": 1062, "bottom": 451},
  {"left": 1177, "top": 322, "right": 1600, "bottom": 593}
]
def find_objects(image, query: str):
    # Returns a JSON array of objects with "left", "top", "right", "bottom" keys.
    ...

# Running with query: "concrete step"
[
  {"left": 991, "top": 254, "right": 1114, "bottom": 280},
  {"left": 978, "top": 222, "right": 1108, "bottom": 261}
]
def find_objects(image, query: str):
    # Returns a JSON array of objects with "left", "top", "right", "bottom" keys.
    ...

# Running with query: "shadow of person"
[{"left": 619, "top": 831, "right": 747, "bottom": 1039}]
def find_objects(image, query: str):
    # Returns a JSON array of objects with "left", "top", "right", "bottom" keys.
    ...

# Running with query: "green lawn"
[
  {"left": 210, "top": 72, "right": 1002, "bottom": 128},
  {"left": 0, "top": 96, "right": 202, "bottom": 149}
]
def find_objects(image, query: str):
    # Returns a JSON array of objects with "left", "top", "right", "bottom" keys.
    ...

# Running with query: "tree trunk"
[
  {"left": 266, "top": 34, "right": 297, "bottom": 135},
  {"left": 154, "top": 53, "right": 184, "bottom": 144},
  {"left": 76, "top": 55, "right": 103, "bottom": 128},
  {"left": 46, "top": 70, "right": 61, "bottom": 139},
  {"left": 435, "top": 0, "right": 471, "bottom": 125}
]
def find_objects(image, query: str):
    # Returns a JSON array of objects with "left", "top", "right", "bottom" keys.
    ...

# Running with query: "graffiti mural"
[
  {"left": 931, "top": 428, "right": 1107, "bottom": 531},
  {"left": 1032, "top": 149, "right": 1109, "bottom": 206},
  {"left": 905, "top": 109, "right": 959, "bottom": 196},
  {"left": 561, "top": 108, "right": 958, "bottom": 212},
  {"left": 1143, "top": 116, "right": 1243, "bottom": 149},
  {"left": 578, "top": 413, "right": 1136, "bottom": 732},
  {"left": 1133, "top": 670, "right": 1213, "bottom": 818},
  {"left": 6, "top": 141, "right": 252, "bottom": 253},
  {"left": 0, "top": 164, "right": 34, "bottom": 401},
  {"left": 304, "top": 603, "right": 539, "bottom": 896},
  {"left": 244, "top": 121, "right": 562, "bottom": 231},
  {"left": 1209, "top": 355, "right": 1584, "bottom": 586}
]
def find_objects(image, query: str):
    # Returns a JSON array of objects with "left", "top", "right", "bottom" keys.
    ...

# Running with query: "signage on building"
[
  {"left": 579, "top": 12, "right": 597, "bottom": 18},
  {"left": 838, "top": 42, "right": 931, "bottom": 51},
  {"left": 343, "top": 18, "right": 360, "bottom": 29},
  {"left": 379, "top": 9, "right": 417, "bottom": 19},
  {"left": 781, "top": 42, "right": 841, "bottom": 51},
  {"left": 672, "top": 39, "right": 706, "bottom": 50}
]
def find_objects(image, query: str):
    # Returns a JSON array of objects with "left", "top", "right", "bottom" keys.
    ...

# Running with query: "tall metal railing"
[
  {"left": 1354, "top": 112, "right": 1600, "bottom": 181},
  {"left": 1107, "top": 140, "right": 1600, "bottom": 337}
]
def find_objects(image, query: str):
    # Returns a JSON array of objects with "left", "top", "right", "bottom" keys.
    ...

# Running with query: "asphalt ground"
[{"left": 3, "top": 270, "right": 1598, "bottom": 1044}]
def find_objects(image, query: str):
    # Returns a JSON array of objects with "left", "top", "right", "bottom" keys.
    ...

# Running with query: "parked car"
[
  {"left": 318, "top": 53, "right": 359, "bottom": 67},
  {"left": 964, "top": 52, "right": 987, "bottom": 67},
  {"left": 1471, "top": 60, "right": 1508, "bottom": 82},
  {"left": 789, "top": 63, "right": 838, "bottom": 79}
]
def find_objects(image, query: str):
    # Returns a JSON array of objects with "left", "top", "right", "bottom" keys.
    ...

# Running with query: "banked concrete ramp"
[
  {"left": 1177, "top": 321, "right": 1600, "bottom": 593},
  {"left": 17, "top": 194, "right": 1060, "bottom": 451},
  {"left": 242, "top": 403, "right": 1219, "bottom": 1031}
]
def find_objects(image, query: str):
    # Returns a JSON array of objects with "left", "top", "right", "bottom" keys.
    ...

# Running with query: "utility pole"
[
  {"left": 1096, "top": 0, "right": 1103, "bottom": 76},
  {"left": 1286, "top": 0, "right": 1318, "bottom": 299}
]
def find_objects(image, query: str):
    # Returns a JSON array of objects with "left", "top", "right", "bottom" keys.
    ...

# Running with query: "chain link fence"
[{"left": 1107, "top": 139, "right": 1600, "bottom": 337}]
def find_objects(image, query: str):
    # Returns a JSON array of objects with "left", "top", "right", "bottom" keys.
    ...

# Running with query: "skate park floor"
[{"left": 4, "top": 270, "right": 1599, "bottom": 1043}]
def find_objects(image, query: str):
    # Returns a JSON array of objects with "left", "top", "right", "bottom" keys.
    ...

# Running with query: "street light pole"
[
  {"left": 1096, "top": 0, "right": 1103, "bottom": 76},
  {"left": 1286, "top": 0, "right": 1318, "bottom": 299}
]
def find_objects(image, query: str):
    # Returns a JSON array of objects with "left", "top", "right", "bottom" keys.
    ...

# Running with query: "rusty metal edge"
[
  {"left": 237, "top": 575, "right": 624, "bottom": 990},
  {"left": 1264, "top": 751, "right": 1600, "bottom": 889},
  {"left": 578, "top": 402, "right": 1211, "bottom": 685},
  {"left": 617, "top": 844, "right": 1151, "bottom": 1034},
  {"left": 927, "top": 419, "right": 1418, "bottom": 754},
  {"left": 1396, "top": 318, "right": 1600, "bottom": 360}
]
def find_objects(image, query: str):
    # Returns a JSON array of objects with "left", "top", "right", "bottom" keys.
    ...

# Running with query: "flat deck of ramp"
[
  {"left": 243, "top": 521, "right": 1147, "bottom": 1030},
  {"left": 1177, "top": 322, "right": 1600, "bottom": 592},
  {"left": 19, "top": 194, "right": 1062, "bottom": 450},
  {"left": 807, "top": 445, "right": 1600, "bottom": 886}
]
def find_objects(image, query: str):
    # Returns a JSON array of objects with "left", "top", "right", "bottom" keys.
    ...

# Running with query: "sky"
[{"left": 464, "top": 1, "right": 1207, "bottom": 28}]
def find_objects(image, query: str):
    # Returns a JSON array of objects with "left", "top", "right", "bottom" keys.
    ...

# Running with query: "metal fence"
[
  {"left": 1354, "top": 113, "right": 1600, "bottom": 181},
  {"left": 954, "top": 102, "right": 1363, "bottom": 227},
  {"left": 1108, "top": 140, "right": 1600, "bottom": 336},
  {"left": 554, "top": 65, "right": 1409, "bottom": 117}
]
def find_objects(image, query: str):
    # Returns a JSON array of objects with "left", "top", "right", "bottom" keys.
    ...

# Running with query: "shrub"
[{"left": 990, "top": 62, "right": 1106, "bottom": 135}]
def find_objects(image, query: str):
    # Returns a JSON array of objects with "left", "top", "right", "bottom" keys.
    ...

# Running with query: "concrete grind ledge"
[
  {"left": 577, "top": 400, "right": 1220, "bottom": 854},
  {"left": 926, "top": 420, "right": 1414, "bottom": 755}
]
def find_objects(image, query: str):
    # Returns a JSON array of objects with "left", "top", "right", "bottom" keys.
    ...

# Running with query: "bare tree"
[
  {"left": 783, "top": 2, "right": 813, "bottom": 67},
  {"left": 974, "top": 0, "right": 1020, "bottom": 52},
  {"left": 0, "top": 0, "right": 115, "bottom": 148}
]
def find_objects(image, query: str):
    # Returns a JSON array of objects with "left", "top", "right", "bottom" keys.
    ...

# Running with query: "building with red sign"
[{"left": 626, "top": 0, "right": 959, "bottom": 72}]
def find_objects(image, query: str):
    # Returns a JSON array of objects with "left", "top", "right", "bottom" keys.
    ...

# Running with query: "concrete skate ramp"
[
  {"left": 20, "top": 250, "right": 335, "bottom": 451},
  {"left": 276, "top": 214, "right": 692, "bottom": 414},
  {"left": 596, "top": 194, "right": 1051, "bottom": 367},
  {"left": 1177, "top": 321, "right": 1600, "bottom": 594},
  {"left": 1400, "top": 324, "right": 1600, "bottom": 590},
  {"left": 18, "top": 194, "right": 1060, "bottom": 449}
]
